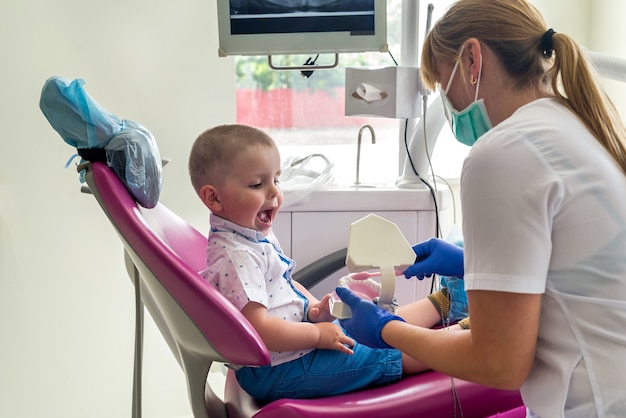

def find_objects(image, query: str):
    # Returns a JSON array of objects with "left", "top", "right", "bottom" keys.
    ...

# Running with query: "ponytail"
[
  {"left": 421, "top": 0, "right": 626, "bottom": 174},
  {"left": 549, "top": 33, "right": 626, "bottom": 173}
]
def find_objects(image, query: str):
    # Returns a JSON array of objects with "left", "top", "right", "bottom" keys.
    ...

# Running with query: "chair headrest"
[{"left": 40, "top": 76, "right": 162, "bottom": 208}]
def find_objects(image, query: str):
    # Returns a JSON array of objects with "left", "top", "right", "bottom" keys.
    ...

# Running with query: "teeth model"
[
  {"left": 331, "top": 213, "right": 414, "bottom": 318},
  {"left": 337, "top": 273, "right": 381, "bottom": 300},
  {"left": 331, "top": 272, "right": 383, "bottom": 319},
  {"left": 331, "top": 272, "right": 400, "bottom": 319}
]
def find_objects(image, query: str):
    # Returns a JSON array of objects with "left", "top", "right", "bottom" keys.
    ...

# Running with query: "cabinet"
[{"left": 273, "top": 186, "right": 449, "bottom": 305}]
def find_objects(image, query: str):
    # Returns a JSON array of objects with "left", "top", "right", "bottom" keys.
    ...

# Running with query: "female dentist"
[{"left": 337, "top": 0, "right": 626, "bottom": 416}]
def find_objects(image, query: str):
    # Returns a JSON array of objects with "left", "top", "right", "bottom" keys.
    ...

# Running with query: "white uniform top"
[
  {"left": 201, "top": 214, "right": 313, "bottom": 366},
  {"left": 462, "top": 98, "right": 626, "bottom": 418}
]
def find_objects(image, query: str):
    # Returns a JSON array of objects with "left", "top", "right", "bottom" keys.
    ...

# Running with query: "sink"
[{"left": 349, "top": 184, "right": 377, "bottom": 189}]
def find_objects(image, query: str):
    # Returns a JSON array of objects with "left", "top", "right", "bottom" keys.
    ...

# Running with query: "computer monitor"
[{"left": 216, "top": 0, "right": 388, "bottom": 56}]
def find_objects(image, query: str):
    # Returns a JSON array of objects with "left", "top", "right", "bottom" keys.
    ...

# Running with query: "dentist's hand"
[
  {"left": 403, "top": 237, "right": 464, "bottom": 280},
  {"left": 336, "top": 287, "right": 404, "bottom": 349}
]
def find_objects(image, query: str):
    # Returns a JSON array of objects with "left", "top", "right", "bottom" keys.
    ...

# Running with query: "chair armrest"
[{"left": 293, "top": 248, "right": 347, "bottom": 288}]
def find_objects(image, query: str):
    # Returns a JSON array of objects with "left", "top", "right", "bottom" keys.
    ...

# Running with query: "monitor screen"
[{"left": 217, "top": 0, "right": 387, "bottom": 56}]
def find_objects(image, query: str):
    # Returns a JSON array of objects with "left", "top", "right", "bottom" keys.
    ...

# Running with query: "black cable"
[
  {"left": 403, "top": 116, "right": 441, "bottom": 297},
  {"left": 388, "top": 50, "right": 398, "bottom": 66},
  {"left": 420, "top": 93, "right": 443, "bottom": 239},
  {"left": 435, "top": 174, "right": 457, "bottom": 225},
  {"left": 389, "top": 41, "right": 442, "bottom": 294},
  {"left": 300, "top": 54, "right": 319, "bottom": 78},
  {"left": 402, "top": 117, "right": 441, "bottom": 238}
]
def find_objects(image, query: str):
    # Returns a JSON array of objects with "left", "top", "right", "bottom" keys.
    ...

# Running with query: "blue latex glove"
[
  {"left": 336, "top": 287, "right": 405, "bottom": 349},
  {"left": 403, "top": 237, "right": 464, "bottom": 280}
]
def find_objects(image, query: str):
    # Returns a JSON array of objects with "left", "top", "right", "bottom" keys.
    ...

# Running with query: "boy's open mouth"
[{"left": 257, "top": 209, "right": 273, "bottom": 227}]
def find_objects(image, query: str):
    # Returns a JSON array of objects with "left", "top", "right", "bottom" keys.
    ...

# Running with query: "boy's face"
[{"left": 211, "top": 144, "right": 283, "bottom": 235}]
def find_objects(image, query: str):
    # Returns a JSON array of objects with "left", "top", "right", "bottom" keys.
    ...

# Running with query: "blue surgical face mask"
[{"left": 441, "top": 51, "right": 492, "bottom": 146}]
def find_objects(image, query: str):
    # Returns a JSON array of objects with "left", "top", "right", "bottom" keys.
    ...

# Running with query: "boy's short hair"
[{"left": 188, "top": 124, "right": 276, "bottom": 195}]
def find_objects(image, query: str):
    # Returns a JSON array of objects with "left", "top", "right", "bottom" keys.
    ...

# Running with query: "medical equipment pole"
[
  {"left": 397, "top": 2, "right": 447, "bottom": 188},
  {"left": 397, "top": 0, "right": 421, "bottom": 177}
]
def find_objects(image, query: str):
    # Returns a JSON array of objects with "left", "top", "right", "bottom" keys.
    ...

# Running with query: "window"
[{"left": 234, "top": 0, "right": 466, "bottom": 186}]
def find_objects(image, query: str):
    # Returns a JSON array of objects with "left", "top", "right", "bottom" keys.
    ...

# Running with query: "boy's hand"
[
  {"left": 314, "top": 322, "right": 354, "bottom": 354},
  {"left": 307, "top": 294, "right": 334, "bottom": 322}
]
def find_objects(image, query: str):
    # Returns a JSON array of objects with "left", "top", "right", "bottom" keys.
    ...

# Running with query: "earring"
[{"left": 469, "top": 74, "right": 477, "bottom": 86}]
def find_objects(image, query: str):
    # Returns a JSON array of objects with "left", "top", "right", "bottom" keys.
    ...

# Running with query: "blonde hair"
[
  {"left": 421, "top": 0, "right": 626, "bottom": 174},
  {"left": 188, "top": 124, "right": 276, "bottom": 195}
]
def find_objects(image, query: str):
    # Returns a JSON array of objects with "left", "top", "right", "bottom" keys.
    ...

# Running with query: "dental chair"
[{"left": 81, "top": 160, "right": 525, "bottom": 418}]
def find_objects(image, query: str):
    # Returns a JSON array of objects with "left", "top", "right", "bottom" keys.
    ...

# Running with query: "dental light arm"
[
  {"left": 397, "top": 94, "right": 447, "bottom": 188},
  {"left": 587, "top": 50, "right": 626, "bottom": 83}
]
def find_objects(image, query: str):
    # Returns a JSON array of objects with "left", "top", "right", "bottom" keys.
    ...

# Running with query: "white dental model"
[{"left": 329, "top": 214, "right": 416, "bottom": 318}]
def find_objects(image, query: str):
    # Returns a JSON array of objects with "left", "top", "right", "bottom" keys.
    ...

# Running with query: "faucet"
[{"left": 355, "top": 124, "right": 376, "bottom": 186}]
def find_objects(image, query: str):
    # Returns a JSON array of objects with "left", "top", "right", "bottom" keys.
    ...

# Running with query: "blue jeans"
[{"left": 235, "top": 321, "right": 402, "bottom": 402}]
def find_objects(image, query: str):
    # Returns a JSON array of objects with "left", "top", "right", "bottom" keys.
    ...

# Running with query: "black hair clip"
[{"left": 540, "top": 28, "right": 556, "bottom": 58}]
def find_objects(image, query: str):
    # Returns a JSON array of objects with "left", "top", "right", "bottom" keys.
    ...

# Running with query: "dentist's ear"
[
  {"left": 199, "top": 184, "right": 223, "bottom": 213},
  {"left": 463, "top": 38, "right": 482, "bottom": 85}
]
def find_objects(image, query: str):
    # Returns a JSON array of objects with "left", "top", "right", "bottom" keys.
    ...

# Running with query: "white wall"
[
  {"left": 588, "top": 0, "right": 626, "bottom": 113},
  {"left": 0, "top": 1, "right": 234, "bottom": 417},
  {"left": 2, "top": 1, "right": 626, "bottom": 417},
  {"left": 533, "top": 0, "right": 626, "bottom": 114}
]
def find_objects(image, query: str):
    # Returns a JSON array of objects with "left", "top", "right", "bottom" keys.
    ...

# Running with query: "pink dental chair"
[{"left": 81, "top": 160, "right": 525, "bottom": 418}]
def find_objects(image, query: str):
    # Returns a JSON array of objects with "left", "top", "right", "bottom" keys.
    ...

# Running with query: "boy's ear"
[{"left": 199, "top": 184, "right": 222, "bottom": 213}]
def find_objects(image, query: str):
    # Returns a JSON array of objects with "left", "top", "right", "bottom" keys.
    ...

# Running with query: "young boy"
[{"left": 188, "top": 124, "right": 467, "bottom": 402}]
